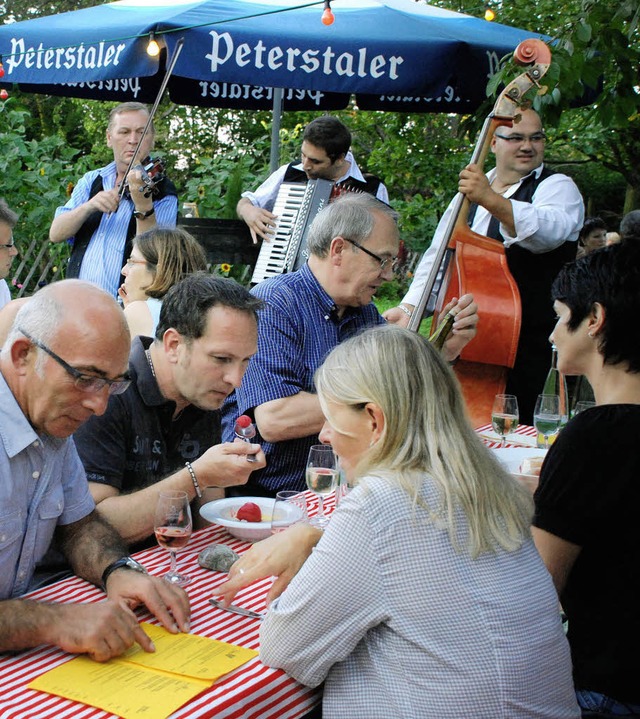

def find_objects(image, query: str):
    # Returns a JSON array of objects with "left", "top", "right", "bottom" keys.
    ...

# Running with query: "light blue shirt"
[
  {"left": 0, "top": 372, "right": 95, "bottom": 598},
  {"left": 55, "top": 161, "right": 178, "bottom": 297}
]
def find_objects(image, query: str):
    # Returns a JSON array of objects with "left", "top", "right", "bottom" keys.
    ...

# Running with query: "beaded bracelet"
[{"left": 185, "top": 461, "right": 202, "bottom": 499}]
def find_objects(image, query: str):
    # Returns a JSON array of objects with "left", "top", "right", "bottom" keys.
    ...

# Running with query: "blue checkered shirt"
[{"left": 222, "top": 263, "right": 384, "bottom": 493}]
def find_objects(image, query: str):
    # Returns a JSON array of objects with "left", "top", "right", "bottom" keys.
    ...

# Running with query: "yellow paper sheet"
[{"left": 28, "top": 624, "right": 258, "bottom": 719}]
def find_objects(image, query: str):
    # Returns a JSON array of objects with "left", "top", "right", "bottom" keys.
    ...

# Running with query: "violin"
[
  {"left": 407, "top": 39, "right": 552, "bottom": 428},
  {"left": 121, "top": 156, "right": 166, "bottom": 199}
]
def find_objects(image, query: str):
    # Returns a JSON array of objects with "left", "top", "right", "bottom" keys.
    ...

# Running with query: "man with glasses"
[
  {"left": 72, "top": 273, "right": 266, "bottom": 549},
  {"left": 49, "top": 102, "right": 178, "bottom": 298},
  {"left": 0, "top": 198, "right": 19, "bottom": 310},
  {"left": 0, "top": 279, "right": 190, "bottom": 660},
  {"left": 386, "top": 109, "right": 585, "bottom": 423},
  {"left": 222, "top": 193, "right": 478, "bottom": 496}
]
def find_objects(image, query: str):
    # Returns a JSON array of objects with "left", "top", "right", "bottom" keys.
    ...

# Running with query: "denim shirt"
[{"left": 0, "top": 373, "right": 95, "bottom": 598}]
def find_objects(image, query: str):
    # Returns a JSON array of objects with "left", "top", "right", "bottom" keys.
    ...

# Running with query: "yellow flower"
[
  {"left": 220, "top": 263, "right": 231, "bottom": 273},
  {"left": 39, "top": 167, "right": 45, "bottom": 176},
  {"left": 197, "top": 185, "right": 206, "bottom": 198}
]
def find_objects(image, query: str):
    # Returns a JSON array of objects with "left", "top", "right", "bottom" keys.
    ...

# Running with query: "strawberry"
[{"left": 235, "top": 502, "right": 262, "bottom": 523}]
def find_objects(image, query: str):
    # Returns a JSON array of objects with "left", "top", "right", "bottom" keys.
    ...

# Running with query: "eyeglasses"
[
  {"left": 125, "top": 258, "right": 151, "bottom": 267},
  {"left": 19, "top": 328, "right": 131, "bottom": 395},
  {"left": 343, "top": 238, "right": 398, "bottom": 272},
  {"left": 494, "top": 132, "right": 547, "bottom": 144}
]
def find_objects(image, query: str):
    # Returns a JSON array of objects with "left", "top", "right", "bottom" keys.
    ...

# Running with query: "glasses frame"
[
  {"left": 494, "top": 132, "right": 547, "bottom": 144},
  {"left": 18, "top": 327, "right": 131, "bottom": 395},
  {"left": 125, "top": 257, "right": 153, "bottom": 267},
  {"left": 343, "top": 237, "right": 398, "bottom": 272}
]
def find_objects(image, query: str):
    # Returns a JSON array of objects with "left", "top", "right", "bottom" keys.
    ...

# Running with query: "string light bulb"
[
  {"left": 484, "top": 5, "right": 495, "bottom": 21},
  {"left": 321, "top": 0, "right": 335, "bottom": 25},
  {"left": 147, "top": 32, "right": 160, "bottom": 57}
]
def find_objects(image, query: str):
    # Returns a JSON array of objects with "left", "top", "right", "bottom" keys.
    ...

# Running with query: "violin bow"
[{"left": 118, "top": 35, "right": 185, "bottom": 201}]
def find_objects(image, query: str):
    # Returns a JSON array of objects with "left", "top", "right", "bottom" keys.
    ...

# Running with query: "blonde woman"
[
  {"left": 219, "top": 325, "right": 579, "bottom": 719},
  {"left": 118, "top": 227, "right": 207, "bottom": 338}
]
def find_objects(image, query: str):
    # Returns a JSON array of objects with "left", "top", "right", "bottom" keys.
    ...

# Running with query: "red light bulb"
[
  {"left": 0, "top": 89, "right": 8, "bottom": 100},
  {"left": 0, "top": 63, "right": 5, "bottom": 79}
]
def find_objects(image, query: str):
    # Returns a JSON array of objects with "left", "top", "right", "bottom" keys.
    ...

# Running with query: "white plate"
[
  {"left": 491, "top": 447, "right": 547, "bottom": 494},
  {"left": 200, "top": 496, "right": 299, "bottom": 543},
  {"left": 491, "top": 447, "right": 547, "bottom": 474}
]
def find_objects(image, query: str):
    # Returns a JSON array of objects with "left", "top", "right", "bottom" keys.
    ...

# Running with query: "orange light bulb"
[{"left": 322, "top": 6, "right": 334, "bottom": 24}]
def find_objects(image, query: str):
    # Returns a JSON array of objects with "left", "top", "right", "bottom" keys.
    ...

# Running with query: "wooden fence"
[{"left": 7, "top": 222, "right": 423, "bottom": 299}]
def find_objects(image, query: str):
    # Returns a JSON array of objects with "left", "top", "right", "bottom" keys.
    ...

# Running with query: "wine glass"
[
  {"left": 534, "top": 394, "right": 562, "bottom": 450},
  {"left": 491, "top": 394, "right": 520, "bottom": 448},
  {"left": 154, "top": 490, "right": 193, "bottom": 586},
  {"left": 305, "top": 444, "right": 338, "bottom": 528},
  {"left": 271, "top": 490, "right": 308, "bottom": 534},
  {"left": 573, "top": 400, "right": 596, "bottom": 416}
]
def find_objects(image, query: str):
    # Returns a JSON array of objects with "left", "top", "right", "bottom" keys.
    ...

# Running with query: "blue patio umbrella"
[{"left": 0, "top": 0, "right": 547, "bottom": 113}]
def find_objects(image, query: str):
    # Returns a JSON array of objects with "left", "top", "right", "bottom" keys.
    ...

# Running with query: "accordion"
[{"left": 250, "top": 178, "right": 333, "bottom": 285}]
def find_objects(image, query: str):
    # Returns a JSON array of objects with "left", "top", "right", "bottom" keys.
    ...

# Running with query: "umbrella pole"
[{"left": 269, "top": 87, "right": 284, "bottom": 173}]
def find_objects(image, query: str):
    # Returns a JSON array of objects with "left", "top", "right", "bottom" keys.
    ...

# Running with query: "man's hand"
[
  {"left": 458, "top": 163, "right": 494, "bottom": 205},
  {"left": 44, "top": 600, "right": 158, "bottom": 662},
  {"left": 441, "top": 293, "right": 478, "bottom": 362},
  {"left": 216, "top": 523, "right": 323, "bottom": 606},
  {"left": 237, "top": 199, "right": 278, "bottom": 244},
  {"left": 87, "top": 188, "right": 120, "bottom": 215},
  {"left": 192, "top": 441, "right": 266, "bottom": 489},
  {"left": 105, "top": 569, "right": 191, "bottom": 637},
  {"left": 383, "top": 304, "right": 413, "bottom": 327}
]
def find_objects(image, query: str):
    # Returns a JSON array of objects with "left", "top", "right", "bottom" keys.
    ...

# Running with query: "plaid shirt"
[{"left": 222, "top": 263, "right": 384, "bottom": 493}]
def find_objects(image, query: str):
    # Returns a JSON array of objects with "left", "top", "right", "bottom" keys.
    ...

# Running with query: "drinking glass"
[
  {"left": 573, "top": 400, "right": 596, "bottom": 416},
  {"left": 305, "top": 444, "right": 338, "bottom": 528},
  {"left": 271, "top": 490, "right": 308, "bottom": 534},
  {"left": 491, "top": 394, "right": 520, "bottom": 448},
  {"left": 154, "top": 490, "right": 193, "bottom": 586},
  {"left": 534, "top": 394, "right": 562, "bottom": 450}
]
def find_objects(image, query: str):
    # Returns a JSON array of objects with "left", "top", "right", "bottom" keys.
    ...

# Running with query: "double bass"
[{"left": 408, "top": 39, "right": 552, "bottom": 428}]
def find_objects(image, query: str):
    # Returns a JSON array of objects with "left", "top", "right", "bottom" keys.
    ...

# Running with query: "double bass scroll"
[{"left": 408, "top": 39, "right": 552, "bottom": 427}]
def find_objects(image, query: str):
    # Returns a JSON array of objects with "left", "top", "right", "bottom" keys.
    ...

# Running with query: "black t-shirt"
[
  {"left": 533, "top": 404, "right": 640, "bottom": 703},
  {"left": 74, "top": 336, "right": 220, "bottom": 493}
]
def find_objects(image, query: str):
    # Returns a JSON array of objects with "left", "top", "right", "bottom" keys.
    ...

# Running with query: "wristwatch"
[
  {"left": 101, "top": 556, "right": 147, "bottom": 590},
  {"left": 133, "top": 207, "right": 155, "bottom": 220}
]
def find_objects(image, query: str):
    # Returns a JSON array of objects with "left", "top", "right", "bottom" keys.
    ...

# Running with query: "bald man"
[{"left": 0, "top": 280, "right": 189, "bottom": 661}]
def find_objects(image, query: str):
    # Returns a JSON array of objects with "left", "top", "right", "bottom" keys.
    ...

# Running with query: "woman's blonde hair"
[
  {"left": 314, "top": 325, "right": 532, "bottom": 557},
  {"left": 134, "top": 227, "right": 208, "bottom": 298}
]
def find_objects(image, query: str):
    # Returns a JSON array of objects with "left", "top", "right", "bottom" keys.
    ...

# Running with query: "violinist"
[
  {"left": 50, "top": 102, "right": 178, "bottom": 297},
  {"left": 385, "top": 109, "right": 584, "bottom": 424}
]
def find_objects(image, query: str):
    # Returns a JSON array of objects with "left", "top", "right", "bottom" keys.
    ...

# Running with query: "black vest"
[
  {"left": 66, "top": 173, "right": 178, "bottom": 280},
  {"left": 467, "top": 167, "right": 577, "bottom": 333},
  {"left": 282, "top": 162, "right": 384, "bottom": 197}
]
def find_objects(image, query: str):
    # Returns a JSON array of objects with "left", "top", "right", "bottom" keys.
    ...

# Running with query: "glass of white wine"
[
  {"left": 154, "top": 490, "right": 193, "bottom": 586},
  {"left": 491, "top": 394, "right": 519, "bottom": 448},
  {"left": 271, "top": 490, "right": 308, "bottom": 534},
  {"left": 305, "top": 444, "right": 338, "bottom": 529},
  {"left": 534, "top": 394, "right": 561, "bottom": 450}
]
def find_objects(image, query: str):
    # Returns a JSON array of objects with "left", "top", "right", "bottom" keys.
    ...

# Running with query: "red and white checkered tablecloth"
[
  {"left": 476, "top": 423, "right": 538, "bottom": 449},
  {"left": 0, "top": 491, "right": 330, "bottom": 719}
]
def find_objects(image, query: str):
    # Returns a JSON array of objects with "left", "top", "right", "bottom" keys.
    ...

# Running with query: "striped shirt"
[{"left": 55, "top": 161, "right": 178, "bottom": 296}]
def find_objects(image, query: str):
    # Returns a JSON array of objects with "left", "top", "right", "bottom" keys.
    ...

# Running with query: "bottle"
[{"left": 542, "top": 344, "right": 569, "bottom": 427}]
